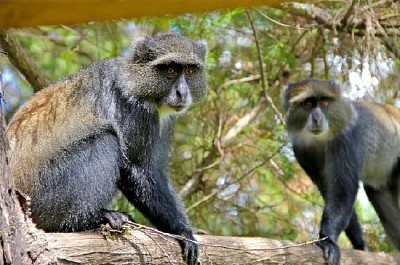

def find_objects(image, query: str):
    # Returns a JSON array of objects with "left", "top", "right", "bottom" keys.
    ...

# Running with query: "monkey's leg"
[
  {"left": 119, "top": 169, "right": 198, "bottom": 265},
  {"left": 365, "top": 185, "right": 400, "bottom": 249},
  {"left": 31, "top": 132, "right": 125, "bottom": 232},
  {"left": 344, "top": 209, "right": 366, "bottom": 250}
]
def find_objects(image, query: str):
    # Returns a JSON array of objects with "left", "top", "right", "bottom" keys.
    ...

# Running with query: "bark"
[
  {"left": 39, "top": 231, "right": 400, "bottom": 264},
  {"left": 0, "top": 70, "right": 54, "bottom": 265}
]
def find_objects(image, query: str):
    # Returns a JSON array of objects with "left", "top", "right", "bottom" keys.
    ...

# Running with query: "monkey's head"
[
  {"left": 121, "top": 33, "right": 207, "bottom": 116},
  {"left": 282, "top": 79, "right": 354, "bottom": 142}
]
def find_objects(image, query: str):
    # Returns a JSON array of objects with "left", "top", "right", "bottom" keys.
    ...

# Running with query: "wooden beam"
[{"left": 0, "top": 0, "right": 286, "bottom": 29}]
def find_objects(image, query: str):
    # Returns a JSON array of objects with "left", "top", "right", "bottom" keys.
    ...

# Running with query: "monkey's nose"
[
  {"left": 176, "top": 85, "right": 188, "bottom": 101},
  {"left": 312, "top": 116, "right": 322, "bottom": 126},
  {"left": 176, "top": 89, "right": 183, "bottom": 100},
  {"left": 311, "top": 108, "right": 324, "bottom": 126}
]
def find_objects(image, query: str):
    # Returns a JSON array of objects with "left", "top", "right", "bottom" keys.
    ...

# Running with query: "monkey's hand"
[
  {"left": 178, "top": 228, "right": 199, "bottom": 265},
  {"left": 100, "top": 209, "right": 134, "bottom": 229},
  {"left": 317, "top": 237, "right": 340, "bottom": 265}
]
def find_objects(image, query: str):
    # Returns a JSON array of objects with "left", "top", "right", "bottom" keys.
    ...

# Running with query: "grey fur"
[{"left": 8, "top": 33, "right": 207, "bottom": 265}]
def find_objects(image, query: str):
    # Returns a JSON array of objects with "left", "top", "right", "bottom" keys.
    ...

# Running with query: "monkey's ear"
[
  {"left": 325, "top": 80, "right": 342, "bottom": 97},
  {"left": 194, "top": 40, "right": 207, "bottom": 63},
  {"left": 128, "top": 36, "right": 158, "bottom": 64},
  {"left": 281, "top": 83, "right": 293, "bottom": 111}
]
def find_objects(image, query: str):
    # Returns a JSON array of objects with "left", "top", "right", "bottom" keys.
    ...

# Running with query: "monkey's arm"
[
  {"left": 294, "top": 143, "right": 365, "bottom": 258},
  {"left": 317, "top": 137, "right": 362, "bottom": 265},
  {"left": 118, "top": 167, "right": 198, "bottom": 265}
]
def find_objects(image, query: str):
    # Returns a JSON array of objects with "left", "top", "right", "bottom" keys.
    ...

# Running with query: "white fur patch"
[{"left": 290, "top": 127, "right": 332, "bottom": 147}]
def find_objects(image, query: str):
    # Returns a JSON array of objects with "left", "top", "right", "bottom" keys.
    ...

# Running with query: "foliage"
[{"left": 1, "top": 0, "right": 399, "bottom": 253}]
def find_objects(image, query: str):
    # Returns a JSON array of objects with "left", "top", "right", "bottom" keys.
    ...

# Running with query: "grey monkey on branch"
[
  {"left": 7, "top": 33, "right": 207, "bottom": 265},
  {"left": 282, "top": 79, "right": 400, "bottom": 265}
]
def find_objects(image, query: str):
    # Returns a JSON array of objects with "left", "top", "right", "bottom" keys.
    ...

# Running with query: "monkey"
[
  {"left": 7, "top": 33, "right": 207, "bottom": 265},
  {"left": 282, "top": 79, "right": 400, "bottom": 265}
]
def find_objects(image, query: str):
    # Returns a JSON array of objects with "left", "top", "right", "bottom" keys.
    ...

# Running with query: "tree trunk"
[{"left": 0, "top": 71, "right": 55, "bottom": 265}]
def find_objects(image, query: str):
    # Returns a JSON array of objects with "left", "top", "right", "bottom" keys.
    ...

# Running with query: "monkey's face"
[
  {"left": 155, "top": 62, "right": 201, "bottom": 115},
  {"left": 283, "top": 79, "right": 353, "bottom": 143},
  {"left": 121, "top": 33, "right": 208, "bottom": 116},
  {"left": 286, "top": 96, "right": 331, "bottom": 140}
]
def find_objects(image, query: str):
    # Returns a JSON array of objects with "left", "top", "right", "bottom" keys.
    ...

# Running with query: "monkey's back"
[
  {"left": 7, "top": 71, "right": 106, "bottom": 194},
  {"left": 354, "top": 101, "right": 400, "bottom": 188}
]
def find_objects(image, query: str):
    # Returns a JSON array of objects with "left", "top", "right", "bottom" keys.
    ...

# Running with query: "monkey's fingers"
[
  {"left": 178, "top": 230, "right": 199, "bottom": 265},
  {"left": 317, "top": 238, "right": 340, "bottom": 265},
  {"left": 182, "top": 240, "right": 199, "bottom": 265},
  {"left": 100, "top": 209, "right": 133, "bottom": 230}
]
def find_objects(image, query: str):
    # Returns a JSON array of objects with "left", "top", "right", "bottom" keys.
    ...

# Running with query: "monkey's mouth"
[
  {"left": 172, "top": 105, "right": 187, "bottom": 112},
  {"left": 309, "top": 128, "right": 324, "bottom": 135},
  {"left": 157, "top": 103, "right": 187, "bottom": 115}
]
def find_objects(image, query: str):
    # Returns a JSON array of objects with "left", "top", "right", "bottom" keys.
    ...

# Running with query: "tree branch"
[
  {"left": 375, "top": 20, "right": 400, "bottom": 58},
  {"left": 286, "top": 1, "right": 400, "bottom": 60},
  {"left": 0, "top": 30, "right": 51, "bottom": 92},
  {"left": 246, "top": 10, "right": 285, "bottom": 124},
  {"left": 39, "top": 228, "right": 400, "bottom": 264},
  {"left": 220, "top": 98, "right": 267, "bottom": 147}
]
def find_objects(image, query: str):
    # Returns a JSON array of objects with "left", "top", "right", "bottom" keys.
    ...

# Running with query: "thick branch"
[
  {"left": 0, "top": 30, "right": 51, "bottom": 92},
  {"left": 41, "top": 230, "right": 400, "bottom": 264}
]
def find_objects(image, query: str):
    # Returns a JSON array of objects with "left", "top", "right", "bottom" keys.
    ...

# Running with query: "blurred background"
[{"left": 1, "top": 0, "right": 399, "bottom": 253}]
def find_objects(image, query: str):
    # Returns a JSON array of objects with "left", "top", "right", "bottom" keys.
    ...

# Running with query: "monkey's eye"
[
  {"left": 165, "top": 67, "right": 177, "bottom": 78},
  {"left": 303, "top": 97, "right": 317, "bottom": 110},
  {"left": 320, "top": 101, "right": 329, "bottom": 108},
  {"left": 304, "top": 101, "right": 313, "bottom": 110},
  {"left": 185, "top": 67, "right": 195, "bottom": 77}
]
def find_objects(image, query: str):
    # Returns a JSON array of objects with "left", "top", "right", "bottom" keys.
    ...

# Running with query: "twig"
[
  {"left": 375, "top": 20, "right": 400, "bottom": 58},
  {"left": 255, "top": 8, "right": 309, "bottom": 30},
  {"left": 250, "top": 237, "right": 328, "bottom": 263},
  {"left": 187, "top": 189, "right": 219, "bottom": 212},
  {"left": 246, "top": 9, "right": 267, "bottom": 91},
  {"left": 246, "top": 10, "right": 285, "bottom": 124},
  {"left": 358, "top": 0, "right": 393, "bottom": 13},
  {"left": 187, "top": 144, "right": 286, "bottom": 212},
  {"left": 194, "top": 159, "right": 221, "bottom": 173},
  {"left": 340, "top": 0, "right": 357, "bottom": 28},
  {"left": 216, "top": 75, "right": 260, "bottom": 91},
  {"left": 124, "top": 221, "right": 328, "bottom": 252}
]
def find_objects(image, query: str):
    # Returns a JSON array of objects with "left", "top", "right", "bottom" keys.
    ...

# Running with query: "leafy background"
[{"left": 1, "top": 0, "right": 399, "bottom": 253}]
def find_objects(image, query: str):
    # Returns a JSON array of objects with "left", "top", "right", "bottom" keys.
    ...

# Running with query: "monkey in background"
[
  {"left": 7, "top": 33, "right": 207, "bottom": 265},
  {"left": 282, "top": 79, "right": 400, "bottom": 265}
]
